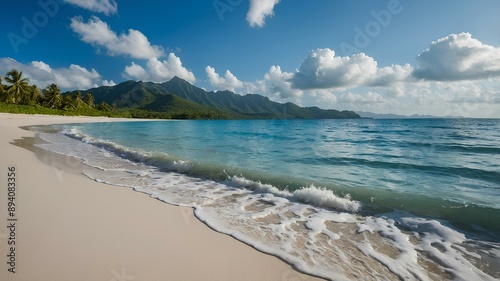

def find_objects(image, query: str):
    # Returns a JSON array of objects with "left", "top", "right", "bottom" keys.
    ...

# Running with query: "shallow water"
[{"left": 31, "top": 118, "right": 500, "bottom": 280}]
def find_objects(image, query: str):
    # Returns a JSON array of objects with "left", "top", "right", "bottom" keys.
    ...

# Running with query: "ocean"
[{"left": 32, "top": 118, "right": 500, "bottom": 280}]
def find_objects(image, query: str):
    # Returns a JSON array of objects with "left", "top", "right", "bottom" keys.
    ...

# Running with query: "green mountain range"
[{"left": 68, "top": 76, "right": 360, "bottom": 119}]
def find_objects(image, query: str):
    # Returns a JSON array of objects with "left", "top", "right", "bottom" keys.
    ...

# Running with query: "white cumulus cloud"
[
  {"left": 123, "top": 54, "right": 196, "bottom": 84},
  {"left": 205, "top": 66, "right": 243, "bottom": 91},
  {"left": 147, "top": 55, "right": 196, "bottom": 83},
  {"left": 264, "top": 65, "right": 302, "bottom": 98},
  {"left": 414, "top": 33, "right": 500, "bottom": 81},
  {"left": 373, "top": 64, "right": 414, "bottom": 87},
  {"left": 52, "top": 64, "right": 102, "bottom": 89},
  {"left": 0, "top": 57, "right": 106, "bottom": 90},
  {"left": 292, "top": 49, "right": 376, "bottom": 89},
  {"left": 70, "top": 16, "right": 164, "bottom": 60},
  {"left": 247, "top": 0, "right": 281, "bottom": 27},
  {"left": 71, "top": 17, "right": 195, "bottom": 84},
  {"left": 123, "top": 62, "right": 149, "bottom": 81},
  {"left": 102, "top": 79, "right": 116, "bottom": 86},
  {"left": 63, "top": 0, "right": 118, "bottom": 16},
  {"left": 220, "top": 66, "right": 302, "bottom": 99},
  {"left": 291, "top": 48, "right": 412, "bottom": 90}
]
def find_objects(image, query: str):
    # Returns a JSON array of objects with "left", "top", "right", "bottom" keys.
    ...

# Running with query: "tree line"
[
  {"left": 0, "top": 69, "right": 231, "bottom": 119},
  {"left": 0, "top": 69, "right": 113, "bottom": 112}
]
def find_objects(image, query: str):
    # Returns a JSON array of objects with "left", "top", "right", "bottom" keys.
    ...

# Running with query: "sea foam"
[
  {"left": 32, "top": 125, "right": 500, "bottom": 281},
  {"left": 293, "top": 185, "right": 361, "bottom": 212}
]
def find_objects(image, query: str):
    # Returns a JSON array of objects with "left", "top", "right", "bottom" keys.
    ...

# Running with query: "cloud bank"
[
  {"left": 0, "top": 58, "right": 108, "bottom": 89},
  {"left": 414, "top": 32, "right": 500, "bottom": 81},
  {"left": 209, "top": 33, "right": 499, "bottom": 117}
]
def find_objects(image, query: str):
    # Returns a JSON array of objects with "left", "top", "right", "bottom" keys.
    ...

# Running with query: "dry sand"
[{"left": 0, "top": 113, "right": 324, "bottom": 281}]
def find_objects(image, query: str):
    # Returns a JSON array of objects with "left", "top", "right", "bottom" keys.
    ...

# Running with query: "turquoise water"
[
  {"left": 73, "top": 118, "right": 500, "bottom": 237},
  {"left": 34, "top": 118, "right": 500, "bottom": 280}
]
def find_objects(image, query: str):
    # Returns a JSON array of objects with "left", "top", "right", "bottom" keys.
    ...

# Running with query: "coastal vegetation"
[
  {"left": 0, "top": 69, "right": 360, "bottom": 119},
  {"left": 0, "top": 70, "right": 222, "bottom": 119},
  {"left": 0, "top": 69, "right": 128, "bottom": 118}
]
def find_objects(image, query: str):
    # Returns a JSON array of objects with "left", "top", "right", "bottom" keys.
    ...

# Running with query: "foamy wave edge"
[
  {"left": 63, "top": 128, "right": 194, "bottom": 173},
  {"left": 65, "top": 127, "right": 361, "bottom": 213},
  {"left": 229, "top": 176, "right": 361, "bottom": 212}
]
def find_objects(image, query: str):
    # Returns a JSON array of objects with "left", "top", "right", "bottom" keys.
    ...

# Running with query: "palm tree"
[
  {"left": 85, "top": 93, "right": 95, "bottom": 108},
  {"left": 42, "top": 84, "right": 62, "bottom": 109},
  {"left": 0, "top": 76, "right": 5, "bottom": 102},
  {"left": 61, "top": 94, "right": 75, "bottom": 110},
  {"left": 24, "top": 85, "right": 40, "bottom": 106},
  {"left": 73, "top": 91, "right": 85, "bottom": 109},
  {"left": 97, "top": 101, "right": 112, "bottom": 112},
  {"left": 4, "top": 69, "right": 30, "bottom": 104}
]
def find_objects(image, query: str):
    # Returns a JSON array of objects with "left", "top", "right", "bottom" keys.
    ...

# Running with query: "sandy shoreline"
[{"left": 0, "top": 113, "right": 323, "bottom": 281}]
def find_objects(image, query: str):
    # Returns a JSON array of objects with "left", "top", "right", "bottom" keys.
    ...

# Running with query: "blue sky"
[{"left": 1, "top": 0, "right": 500, "bottom": 117}]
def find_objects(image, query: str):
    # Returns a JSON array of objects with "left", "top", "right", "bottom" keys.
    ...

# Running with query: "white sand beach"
[{"left": 0, "top": 113, "right": 323, "bottom": 281}]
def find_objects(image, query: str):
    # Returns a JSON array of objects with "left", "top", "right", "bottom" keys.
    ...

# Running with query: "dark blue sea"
[{"left": 34, "top": 118, "right": 500, "bottom": 280}]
